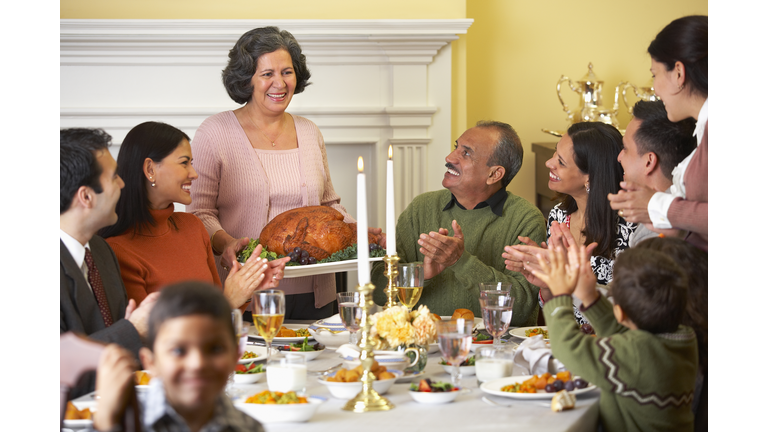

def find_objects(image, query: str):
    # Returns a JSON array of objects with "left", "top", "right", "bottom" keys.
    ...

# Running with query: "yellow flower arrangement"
[{"left": 371, "top": 304, "right": 437, "bottom": 349}]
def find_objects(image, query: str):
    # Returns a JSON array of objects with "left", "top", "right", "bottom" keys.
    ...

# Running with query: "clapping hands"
[{"left": 530, "top": 238, "right": 598, "bottom": 306}]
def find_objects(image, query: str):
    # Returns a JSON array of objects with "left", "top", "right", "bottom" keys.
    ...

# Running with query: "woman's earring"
[
  {"left": 585, "top": 183, "right": 590, "bottom": 193},
  {"left": 150, "top": 177, "right": 156, "bottom": 187}
]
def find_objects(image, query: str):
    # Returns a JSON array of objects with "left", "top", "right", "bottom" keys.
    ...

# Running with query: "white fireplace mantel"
[{"left": 60, "top": 19, "right": 473, "bottom": 251}]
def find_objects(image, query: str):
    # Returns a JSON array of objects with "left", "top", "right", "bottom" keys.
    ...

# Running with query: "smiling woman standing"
[
  {"left": 99, "top": 122, "right": 286, "bottom": 308},
  {"left": 188, "top": 27, "right": 369, "bottom": 320}
]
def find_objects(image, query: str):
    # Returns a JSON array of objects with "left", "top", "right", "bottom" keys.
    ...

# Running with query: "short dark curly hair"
[{"left": 222, "top": 26, "right": 311, "bottom": 104}]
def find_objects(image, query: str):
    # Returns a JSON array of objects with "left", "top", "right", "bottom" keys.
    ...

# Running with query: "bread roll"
[
  {"left": 551, "top": 390, "right": 576, "bottom": 412},
  {"left": 451, "top": 308, "right": 474, "bottom": 321}
]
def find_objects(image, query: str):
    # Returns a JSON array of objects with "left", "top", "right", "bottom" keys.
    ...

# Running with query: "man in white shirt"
[
  {"left": 616, "top": 101, "right": 696, "bottom": 246},
  {"left": 60, "top": 128, "right": 158, "bottom": 378}
]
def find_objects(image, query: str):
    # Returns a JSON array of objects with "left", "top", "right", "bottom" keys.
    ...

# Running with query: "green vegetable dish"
[{"left": 237, "top": 239, "right": 386, "bottom": 266}]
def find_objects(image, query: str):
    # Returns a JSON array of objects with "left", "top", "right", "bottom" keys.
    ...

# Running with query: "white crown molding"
[{"left": 60, "top": 19, "right": 473, "bottom": 66}]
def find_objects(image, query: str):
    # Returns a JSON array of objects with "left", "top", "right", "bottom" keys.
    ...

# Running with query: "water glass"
[
  {"left": 337, "top": 292, "right": 363, "bottom": 345},
  {"left": 267, "top": 354, "right": 307, "bottom": 394},
  {"left": 478, "top": 282, "right": 513, "bottom": 292},
  {"left": 397, "top": 262, "right": 425, "bottom": 311},
  {"left": 436, "top": 319, "right": 473, "bottom": 389},
  {"left": 475, "top": 345, "right": 515, "bottom": 386},
  {"left": 479, "top": 291, "right": 515, "bottom": 347}
]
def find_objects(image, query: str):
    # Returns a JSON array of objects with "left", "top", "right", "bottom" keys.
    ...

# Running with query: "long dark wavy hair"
[
  {"left": 557, "top": 122, "right": 624, "bottom": 259},
  {"left": 99, "top": 122, "right": 190, "bottom": 239}
]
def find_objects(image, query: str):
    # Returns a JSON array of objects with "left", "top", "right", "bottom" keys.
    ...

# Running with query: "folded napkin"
[{"left": 511, "top": 336, "right": 567, "bottom": 376}]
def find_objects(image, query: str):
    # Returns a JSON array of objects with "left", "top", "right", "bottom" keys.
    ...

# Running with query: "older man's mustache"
[{"left": 445, "top": 162, "right": 459, "bottom": 172}]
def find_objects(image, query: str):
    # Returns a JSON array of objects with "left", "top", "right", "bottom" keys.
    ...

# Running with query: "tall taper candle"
[
  {"left": 386, "top": 146, "right": 396, "bottom": 255},
  {"left": 357, "top": 157, "right": 370, "bottom": 284}
]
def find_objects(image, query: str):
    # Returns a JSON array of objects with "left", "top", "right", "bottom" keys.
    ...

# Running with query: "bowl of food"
[
  {"left": 317, "top": 364, "right": 402, "bottom": 399},
  {"left": 234, "top": 362, "right": 266, "bottom": 384},
  {"left": 239, "top": 346, "right": 277, "bottom": 364},
  {"left": 308, "top": 317, "right": 349, "bottom": 348},
  {"left": 439, "top": 356, "right": 475, "bottom": 376},
  {"left": 134, "top": 370, "right": 153, "bottom": 392},
  {"left": 409, "top": 379, "right": 460, "bottom": 404},
  {"left": 234, "top": 390, "right": 324, "bottom": 423},
  {"left": 277, "top": 337, "right": 326, "bottom": 361}
]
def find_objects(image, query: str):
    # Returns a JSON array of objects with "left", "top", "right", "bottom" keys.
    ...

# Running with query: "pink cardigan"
[
  {"left": 668, "top": 122, "right": 708, "bottom": 251},
  {"left": 187, "top": 111, "right": 354, "bottom": 307}
]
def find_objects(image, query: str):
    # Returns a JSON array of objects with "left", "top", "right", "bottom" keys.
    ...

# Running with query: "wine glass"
[
  {"left": 436, "top": 319, "right": 473, "bottom": 389},
  {"left": 337, "top": 292, "right": 363, "bottom": 345},
  {"left": 479, "top": 291, "right": 515, "bottom": 347},
  {"left": 252, "top": 289, "right": 285, "bottom": 365},
  {"left": 397, "top": 262, "right": 424, "bottom": 311}
]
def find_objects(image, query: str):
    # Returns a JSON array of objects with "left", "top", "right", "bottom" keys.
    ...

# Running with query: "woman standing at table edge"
[
  {"left": 188, "top": 26, "right": 381, "bottom": 320},
  {"left": 609, "top": 15, "right": 708, "bottom": 252},
  {"left": 99, "top": 121, "right": 286, "bottom": 309}
]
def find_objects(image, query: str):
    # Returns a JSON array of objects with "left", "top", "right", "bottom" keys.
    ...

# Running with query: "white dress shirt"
[
  {"left": 647, "top": 98, "right": 708, "bottom": 228},
  {"left": 60, "top": 229, "right": 92, "bottom": 294}
]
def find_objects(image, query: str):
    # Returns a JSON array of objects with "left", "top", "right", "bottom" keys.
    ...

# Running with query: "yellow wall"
[
  {"left": 465, "top": 0, "right": 707, "bottom": 203},
  {"left": 61, "top": 0, "right": 708, "bottom": 204}
]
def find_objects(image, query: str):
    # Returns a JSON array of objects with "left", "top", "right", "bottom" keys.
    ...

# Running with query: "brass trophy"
[
  {"left": 342, "top": 280, "right": 394, "bottom": 412},
  {"left": 543, "top": 63, "right": 620, "bottom": 137},
  {"left": 382, "top": 255, "right": 400, "bottom": 310},
  {"left": 616, "top": 78, "right": 658, "bottom": 115}
]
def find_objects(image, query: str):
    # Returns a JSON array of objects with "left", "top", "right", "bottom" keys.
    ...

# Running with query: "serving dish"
[
  {"left": 239, "top": 346, "right": 277, "bottom": 364},
  {"left": 509, "top": 326, "right": 549, "bottom": 341},
  {"left": 409, "top": 389, "right": 460, "bottom": 404},
  {"left": 234, "top": 396, "right": 324, "bottom": 423},
  {"left": 248, "top": 323, "right": 314, "bottom": 343},
  {"left": 283, "top": 257, "right": 384, "bottom": 278},
  {"left": 317, "top": 369, "right": 403, "bottom": 399}
]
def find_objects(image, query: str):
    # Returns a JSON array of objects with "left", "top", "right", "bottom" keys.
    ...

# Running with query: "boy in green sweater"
[{"left": 534, "top": 242, "right": 697, "bottom": 432}]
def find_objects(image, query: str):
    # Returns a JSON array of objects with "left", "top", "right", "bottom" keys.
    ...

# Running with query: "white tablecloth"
[{"left": 234, "top": 344, "right": 600, "bottom": 432}]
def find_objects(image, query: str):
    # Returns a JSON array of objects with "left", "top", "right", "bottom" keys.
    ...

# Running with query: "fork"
[{"left": 482, "top": 396, "right": 513, "bottom": 408}]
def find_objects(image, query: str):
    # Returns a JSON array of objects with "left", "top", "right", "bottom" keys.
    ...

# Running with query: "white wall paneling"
[{"left": 61, "top": 19, "right": 473, "bottom": 230}]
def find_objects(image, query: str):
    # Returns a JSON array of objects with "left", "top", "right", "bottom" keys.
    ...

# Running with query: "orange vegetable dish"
[
  {"left": 245, "top": 390, "right": 308, "bottom": 404},
  {"left": 64, "top": 402, "right": 92, "bottom": 420},
  {"left": 501, "top": 372, "right": 573, "bottom": 393},
  {"left": 135, "top": 370, "right": 151, "bottom": 386},
  {"left": 326, "top": 360, "right": 395, "bottom": 382}
]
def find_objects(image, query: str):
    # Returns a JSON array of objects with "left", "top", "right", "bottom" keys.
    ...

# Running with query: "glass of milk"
[
  {"left": 267, "top": 354, "right": 307, "bottom": 395},
  {"left": 475, "top": 346, "right": 515, "bottom": 387}
]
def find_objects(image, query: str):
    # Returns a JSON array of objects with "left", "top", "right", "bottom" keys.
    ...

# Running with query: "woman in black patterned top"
[{"left": 503, "top": 122, "right": 636, "bottom": 325}]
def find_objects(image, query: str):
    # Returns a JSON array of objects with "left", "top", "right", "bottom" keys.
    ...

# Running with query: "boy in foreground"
[
  {"left": 533, "top": 242, "right": 697, "bottom": 432},
  {"left": 92, "top": 281, "right": 264, "bottom": 432}
]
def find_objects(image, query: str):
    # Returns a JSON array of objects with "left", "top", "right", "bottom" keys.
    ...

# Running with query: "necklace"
[{"left": 246, "top": 111, "right": 285, "bottom": 147}]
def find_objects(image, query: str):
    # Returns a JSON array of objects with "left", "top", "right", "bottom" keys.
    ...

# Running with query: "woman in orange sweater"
[{"left": 100, "top": 121, "right": 289, "bottom": 307}]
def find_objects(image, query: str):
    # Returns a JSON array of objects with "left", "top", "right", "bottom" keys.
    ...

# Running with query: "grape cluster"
[
  {"left": 544, "top": 378, "right": 589, "bottom": 393},
  {"left": 369, "top": 243, "right": 382, "bottom": 253},
  {"left": 288, "top": 247, "right": 317, "bottom": 266}
]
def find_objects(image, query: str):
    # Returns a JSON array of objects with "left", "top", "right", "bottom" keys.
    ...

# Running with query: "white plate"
[
  {"left": 509, "top": 326, "right": 549, "bottom": 341},
  {"left": 480, "top": 375, "right": 596, "bottom": 399},
  {"left": 234, "top": 371, "right": 265, "bottom": 384},
  {"left": 284, "top": 257, "right": 384, "bottom": 278},
  {"left": 318, "top": 369, "right": 403, "bottom": 399},
  {"left": 239, "top": 346, "right": 277, "bottom": 364},
  {"left": 63, "top": 419, "right": 93, "bottom": 429},
  {"left": 440, "top": 315, "right": 483, "bottom": 330},
  {"left": 235, "top": 396, "right": 324, "bottom": 423},
  {"left": 279, "top": 346, "right": 325, "bottom": 361},
  {"left": 395, "top": 369, "right": 426, "bottom": 383},
  {"left": 249, "top": 323, "right": 314, "bottom": 343}
]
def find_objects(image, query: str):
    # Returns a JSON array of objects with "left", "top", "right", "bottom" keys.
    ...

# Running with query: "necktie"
[{"left": 84, "top": 247, "right": 114, "bottom": 327}]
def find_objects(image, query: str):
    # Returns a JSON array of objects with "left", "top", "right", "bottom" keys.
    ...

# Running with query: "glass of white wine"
[
  {"left": 252, "top": 289, "right": 285, "bottom": 366},
  {"left": 337, "top": 292, "right": 363, "bottom": 345},
  {"left": 437, "top": 319, "right": 473, "bottom": 389},
  {"left": 397, "top": 262, "right": 424, "bottom": 311}
]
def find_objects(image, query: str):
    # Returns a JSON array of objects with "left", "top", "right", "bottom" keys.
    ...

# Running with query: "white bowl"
[
  {"left": 307, "top": 328, "right": 350, "bottom": 348},
  {"left": 439, "top": 363, "right": 476, "bottom": 376},
  {"left": 317, "top": 369, "right": 403, "bottom": 399},
  {"left": 409, "top": 389, "right": 460, "bottom": 404},
  {"left": 428, "top": 343, "right": 439, "bottom": 354},
  {"left": 280, "top": 346, "right": 325, "bottom": 361},
  {"left": 233, "top": 371, "right": 265, "bottom": 384},
  {"left": 234, "top": 396, "right": 324, "bottom": 423}
]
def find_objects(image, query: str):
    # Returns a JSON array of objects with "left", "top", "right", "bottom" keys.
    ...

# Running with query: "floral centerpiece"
[{"left": 370, "top": 305, "right": 437, "bottom": 350}]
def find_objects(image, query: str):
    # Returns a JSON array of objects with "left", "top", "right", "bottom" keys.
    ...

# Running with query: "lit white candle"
[
  {"left": 386, "top": 145, "right": 396, "bottom": 255},
  {"left": 357, "top": 157, "right": 370, "bottom": 284}
]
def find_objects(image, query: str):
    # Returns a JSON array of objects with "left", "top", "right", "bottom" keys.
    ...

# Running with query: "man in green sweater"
[
  {"left": 372, "top": 121, "right": 546, "bottom": 326},
  {"left": 535, "top": 242, "right": 697, "bottom": 432}
]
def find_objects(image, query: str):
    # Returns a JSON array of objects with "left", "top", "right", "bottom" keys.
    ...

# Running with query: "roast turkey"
[{"left": 258, "top": 206, "right": 377, "bottom": 260}]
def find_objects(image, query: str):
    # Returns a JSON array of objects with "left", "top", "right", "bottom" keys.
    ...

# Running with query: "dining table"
[{"left": 66, "top": 321, "right": 600, "bottom": 432}]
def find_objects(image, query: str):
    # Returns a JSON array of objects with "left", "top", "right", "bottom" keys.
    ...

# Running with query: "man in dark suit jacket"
[{"left": 60, "top": 128, "right": 158, "bottom": 375}]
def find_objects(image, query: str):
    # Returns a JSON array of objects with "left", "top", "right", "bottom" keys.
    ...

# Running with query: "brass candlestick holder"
[
  {"left": 342, "top": 281, "right": 394, "bottom": 412},
  {"left": 383, "top": 254, "right": 400, "bottom": 310}
]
